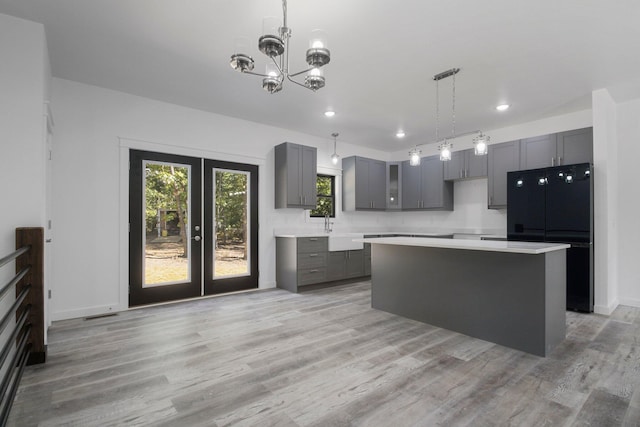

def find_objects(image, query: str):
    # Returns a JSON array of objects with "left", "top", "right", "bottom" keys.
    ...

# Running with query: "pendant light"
[
  {"left": 330, "top": 132, "right": 340, "bottom": 165},
  {"left": 473, "top": 132, "right": 490, "bottom": 156},
  {"left": 408, "top": 68, "right": 490, "bottom": 165},
  {"left": 437, "top": 68, "right": 458, "bottom": 161}
]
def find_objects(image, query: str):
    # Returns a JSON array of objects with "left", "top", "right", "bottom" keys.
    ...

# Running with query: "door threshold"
[{"left": 127, "top": 288, "right": 263, "bottom": 311}]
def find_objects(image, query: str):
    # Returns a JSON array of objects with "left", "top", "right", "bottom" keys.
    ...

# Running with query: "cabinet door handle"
[
  {"left": 551, "top": 157, "right": 555, "bottom": 166},
  {"left": 309, "top": 238, "right": 318, "bottom": 241},
  {"left": 558, "top": 156, "right": 562, "bottom": 165},
  {"left": 309, "top": 253, "right": 318, "bottom": 257},
  {"left": 309, "top": 269, "right": 319, "bottom": 273}
]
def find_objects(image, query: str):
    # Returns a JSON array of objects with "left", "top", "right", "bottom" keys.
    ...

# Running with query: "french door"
[{"left": 129, "top": 150, "right": 258, "bottom": 307}]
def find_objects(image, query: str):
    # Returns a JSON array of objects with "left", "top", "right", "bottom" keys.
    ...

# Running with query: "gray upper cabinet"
[
  {"left": 488, "top": 140, "right": 520, "bottom": 209},
  {"left": 343, "top": 156, "right": 387, "bottom": 211},
  {"left": 520, "top": 128, "right": 593, "bottom": 169},
  {"left": 520, "top": 134, "right": 558, "bottom": 170},
  {"left": 386, "top": 162, "right": 402, "bottom": 210},
  {"left": 274, "top": 142, "right": 317, "bottom": 209},
  {"left": 444, "top": 149, "right": 488, "bottom": 180},
  {"left": 556, "top": 127, "right": 593, "bottom": 165},
  {"left": 402, "top": 155, "right": 453, "bottom": 210}
]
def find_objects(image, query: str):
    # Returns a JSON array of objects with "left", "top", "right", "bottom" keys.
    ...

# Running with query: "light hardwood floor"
[{"left": 8, "top": 281, "right": 640, "bottom": 426}]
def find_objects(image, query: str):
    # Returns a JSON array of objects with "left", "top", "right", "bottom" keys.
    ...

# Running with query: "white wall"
[
  {"left": 0, "top": 13, "right": 48, "bottom": 259},
  {"left": 0, "top": 13, "right": 49, "bottom": 347},
  {"left": 615, "top": 97, "right": 640, "bottom": 307},
  {"left": 592, "top": 89, "right": 619, "bottom": 314},
  {"left": 50, "top": 78, "right": 392, "bottom": 320}
]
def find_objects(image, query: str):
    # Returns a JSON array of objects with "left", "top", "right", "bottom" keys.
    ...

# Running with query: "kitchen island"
[{"left": 356, "top": 237, "right": 570, "bottom": 356}]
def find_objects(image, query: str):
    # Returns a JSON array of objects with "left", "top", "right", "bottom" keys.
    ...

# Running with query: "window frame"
[{"left": 310, "top": 174, "right": 336, "bottom": 218}]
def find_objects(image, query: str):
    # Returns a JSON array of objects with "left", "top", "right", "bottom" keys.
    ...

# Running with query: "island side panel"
[
  {"left": 371, "top": 244, "right": 563, "bottom": 356},
  {"left": 545, "top": 249, "right": 567, "bottom": 355}
]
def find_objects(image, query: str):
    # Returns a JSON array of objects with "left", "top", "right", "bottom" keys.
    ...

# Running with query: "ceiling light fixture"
[
  {"left": 409, "top": 68, "right": 491, "bottom": 165},
  {"left": 324, "top": 110, "right": 335, "bottom": 117},
  {"left": 396, "top": 131, "right": 406, "bottom": 138},
  {"left": 473, "top": 132, "right": 490, "bottom": 156},
  {"left": 330, "top": 132, "right": 340, "bottom": 165},
  {"left": 496, "top": 104, "right": 510, "bottom": 111},
  {"left": 230, "top": 0, "right": 331, "bottom": 94}
]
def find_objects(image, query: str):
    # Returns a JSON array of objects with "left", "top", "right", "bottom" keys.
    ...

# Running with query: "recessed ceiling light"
[
  {"left": 396, "top": 131, "right": 406, "bottom": 138},
  {"left": 324, "top": 110, "right": 335, "bottom": 117},
  {"left": 496, "top": 104, "right": 510, "bottom": 111}
]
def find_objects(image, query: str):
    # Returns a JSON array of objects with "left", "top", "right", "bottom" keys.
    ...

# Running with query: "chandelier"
[
  {"left": 229, "top": 0, "right": 331, "bottom": 94},
  {"left": 409, "top": 68, "right": 490, "bottom": 165}
]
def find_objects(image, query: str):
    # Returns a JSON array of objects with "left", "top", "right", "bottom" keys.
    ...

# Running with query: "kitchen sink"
[{"left": 328, "top": 233, "right": 364, "bottom": 251}]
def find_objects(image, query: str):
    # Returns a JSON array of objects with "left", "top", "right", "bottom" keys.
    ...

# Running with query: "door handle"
[{"left": 192, "top": 235, "right": 201, "bottom": 242}]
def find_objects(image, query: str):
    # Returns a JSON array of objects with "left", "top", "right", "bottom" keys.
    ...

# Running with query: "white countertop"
[
  {"left": 274, "top": 231, "right": 455, "bottom": 238},
  {"left": 355, "top": 236, "right": 570, "bottom": 254}
]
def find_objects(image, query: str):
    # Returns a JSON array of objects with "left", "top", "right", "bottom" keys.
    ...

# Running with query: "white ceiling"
[{"left": 1, "top": 0, "right": 640, "bottom": 152}]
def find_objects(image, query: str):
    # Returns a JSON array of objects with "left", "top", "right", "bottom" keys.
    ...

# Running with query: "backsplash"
[{"left": 271, "top": 178, "right": 507, "bottom": 236}]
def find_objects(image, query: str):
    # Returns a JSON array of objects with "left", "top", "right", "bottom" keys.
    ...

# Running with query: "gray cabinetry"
[
  {"left": 556, "top": 127, "right": 593, "bottom": 165},
  {"left": 386, "top": 162, "right": 402, "bottom": 210},
  {"left": 274, "top": 142, "right": 317, "bottom": 209},
  {"left": 520, "top": 134, "right": 557, "bottom": 170},
  {"left": 401, "top": 155, "right": 453, "bottom": 210},
  {"left": 520, "top": 128, "right": 593, "bottom": 169},
  {"left": 488, "top": 140, "right": 521, "bottom": 209},
  {"left": 343, "top": 156, "right": 387, "bottom": 211},
  {"left": 444, "top": 149, "right": 488, "bottom": 180},
  {"left": 276, "top": 236, "right": 327, "bottom": 292},
  {"left": 277, "top": 236, "right": 369, "bottom": 292},
  {"left": 327, "top": 250, "right": 365, "bottom": 281}
]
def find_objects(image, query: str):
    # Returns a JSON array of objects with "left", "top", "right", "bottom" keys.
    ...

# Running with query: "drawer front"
[
  {"left": 297, "top": 237, "right": 328, "bottom": 253},
  {"left": 298, "top": 267, "right": 327, "bottom": 286},
  {"left": 297, "top": 252, "right": 327, "bottom": 269}
]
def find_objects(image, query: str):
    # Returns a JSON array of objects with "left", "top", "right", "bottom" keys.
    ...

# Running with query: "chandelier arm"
[
  {"left": 288, "top": 67, "right": 316, "bottom": 78},
  {"left": 242, "top": 71, "right": 271, "bottom": 78},
  {"left": 285, "top": 74, "right": 314, "bottom": 91}
]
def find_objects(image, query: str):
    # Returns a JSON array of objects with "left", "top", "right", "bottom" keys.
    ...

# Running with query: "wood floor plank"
[{"left": 7, "top": 282, "right": 640, "bottom": 426}]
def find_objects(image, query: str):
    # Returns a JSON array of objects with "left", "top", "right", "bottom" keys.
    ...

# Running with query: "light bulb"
[{"left": 331, "top": 153, "right": 339, "bottom": 165}]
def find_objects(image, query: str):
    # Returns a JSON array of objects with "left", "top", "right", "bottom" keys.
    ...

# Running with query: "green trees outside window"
[{"left": 310, "top": 174, "right": 335, "bottom": 217}]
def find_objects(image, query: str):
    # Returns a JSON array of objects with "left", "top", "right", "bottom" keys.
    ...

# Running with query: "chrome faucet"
[{"left": 324, "top": 213, "right": 333, "bottom": 233}]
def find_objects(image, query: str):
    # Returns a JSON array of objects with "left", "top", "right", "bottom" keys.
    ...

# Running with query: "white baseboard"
[
  {"left": 594, "top": 298, "right": 619, "bottom": 316},
  {"left": 618, "top": 297, "right": 640, "bottom": 309},
  {"left": 52, "top": 304, "right": 120, "bottom": 322},
  {"left": 260, "top": 281, "right": 277, "bottom": 289}
]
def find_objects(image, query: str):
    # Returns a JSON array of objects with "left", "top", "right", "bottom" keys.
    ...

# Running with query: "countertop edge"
[{"left": 354, "top": 237, "right": 570, "bottom": 254}]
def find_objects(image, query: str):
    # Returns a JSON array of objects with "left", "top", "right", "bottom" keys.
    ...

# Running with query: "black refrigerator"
[{"left": 507, "top": 163, "right": 593, "bottom": 312}]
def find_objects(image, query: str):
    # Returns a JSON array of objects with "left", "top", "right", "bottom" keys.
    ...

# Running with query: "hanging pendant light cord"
[
  {"left": 451, "top": 71, "right": 456, "bottom": 138},
  {"left": 436, "top": 79, "right": 440, "bottom": 142}
]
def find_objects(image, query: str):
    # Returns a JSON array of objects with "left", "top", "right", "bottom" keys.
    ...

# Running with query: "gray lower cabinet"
[
  {"left": 343, "top": 156, "right": 387, "bottom": 211},
  {"left": 401, "top": 155, "right": 453, "bottom": 210},
  {"left": 364, "top": 243, "right": 371, "bottom": 275},
  {"left": 326, "top": 250, "right": 365, "bottom": 281},
  {"left": 274, "top": 142, "right": 317, "bottom": 209},
  {"left": 444, "top": 149, "right": 488, "bottom": 180},
  {"left": 277, "top": 236, "right": 368, "bottom": 292},
  {"left": 488, "top": 140, "right": 521, "bottom": 209},
  {"left": 276, "top": 236, "right": 327, "bottom": 292}
]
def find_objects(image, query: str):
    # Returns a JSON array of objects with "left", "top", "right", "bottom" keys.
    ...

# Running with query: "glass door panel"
[
  {"left": 143, "top": 161, "right": 191, "bottom": 286},
  {"left": 130, "top": 150, "right": 201, "bottom": 306},
  {"left": 204, "top": 160, "right": 258, "bottom": 295},
  {"left": 213, "top": 169, "right": 250, "bottom": 278}
]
